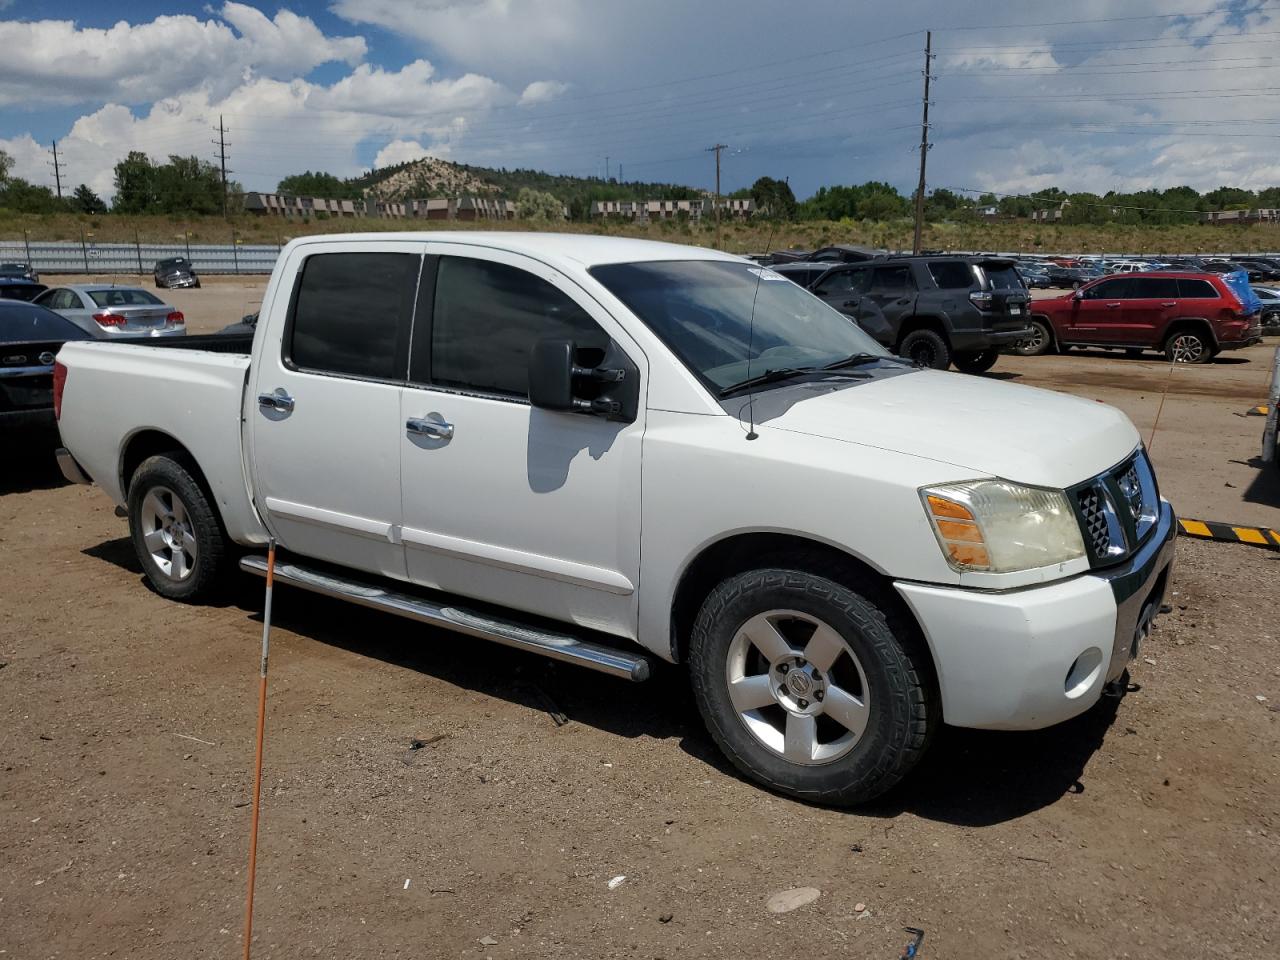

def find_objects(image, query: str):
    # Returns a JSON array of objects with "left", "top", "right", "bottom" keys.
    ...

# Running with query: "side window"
[
  {"left": 812, "top": 269, "right": 853, "bottom": 296},
  {"left": 869, "top": 266, "right": 912, "bottom": 295},
  {"left": 34, "top": 289, "right": 56, "bottom": 307},
  {"left": 1133, "top": 278, "right": 1179, "bottom": 299},
  {"left": 287, "top": 252, "right": 419, "bottom": 380},
  {"left": 422, "top": 256, "right": 608, "bottom": 399},
  {"left": 1087, "top": 278, "right": 1132, "bottom": 299},
  {"left": 1177, "top": 278, "right": 1218, "bottom": 299},
  {"left": 926, "top": 261, "right": 974, "bottom": 289}
]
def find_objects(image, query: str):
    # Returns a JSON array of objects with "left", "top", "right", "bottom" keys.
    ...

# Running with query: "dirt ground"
[{"left": 3, "top": 276, "right": 1279, "bottom": 959}]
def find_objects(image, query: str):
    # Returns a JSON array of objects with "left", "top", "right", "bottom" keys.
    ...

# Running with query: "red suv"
[{"left": 1017, "top": 272, "right": 1262, "bottom": 363}]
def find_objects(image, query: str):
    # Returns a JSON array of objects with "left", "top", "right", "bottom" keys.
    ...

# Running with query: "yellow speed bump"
[
  {"left": 1245, "top": 405, "right": 1270, "bottom": 417},
  {"left": 1178, "top": 517, "right": 1280, "bottom": 549}
]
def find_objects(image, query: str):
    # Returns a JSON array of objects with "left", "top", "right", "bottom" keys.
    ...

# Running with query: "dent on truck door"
[
  {"left": 397, "top": 248, "right": 645, "bottom": 639},
  {"left": 248, "top": 244, "right": 422, "bottom": 580}
]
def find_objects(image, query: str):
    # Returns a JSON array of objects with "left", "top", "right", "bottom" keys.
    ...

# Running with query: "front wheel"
[
  {"left": 127, "top": 454, "right": 230, "bottom": 602},
  {"left": 689, "top": 568, "right": 935, "bottom": 806},
  {"left": 952, "top": 348, "right": 1000, "bottom": 374},
  {"left": 898, "top": 328, "right": 951, "bottom": 370},
  {"left": 1165, "top": 329, "right": 1212, "bottom": 364},
  {"left": 1011, "top": 318, "right": 1054, "bottom": 356}
]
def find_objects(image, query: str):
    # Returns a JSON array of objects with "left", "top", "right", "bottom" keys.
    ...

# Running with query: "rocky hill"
[{"left": 360, "top": 157, "right": 498, "bottom": 201}]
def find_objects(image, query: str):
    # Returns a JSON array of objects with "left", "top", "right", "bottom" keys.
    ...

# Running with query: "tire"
[
  {"left": 952, "top": 348, "right": 1000, "bottom": 374},
  {"left": 127, "top": 454, "right": 230, "bottom": 602},
  {"left": 898, "top": 328, "right": 951, "bottom": 370},
  {"left": 1011, "top": 318, "right": 1054, "bottom": 357},
  {"left": 688, "top": 567, "right": 935, "bottom": 806},
  {"left": 1164, "top": 329, "right": 1212, "bottom": 364}
]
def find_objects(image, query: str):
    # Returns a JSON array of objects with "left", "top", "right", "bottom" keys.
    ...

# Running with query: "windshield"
[
  {"left": 590, "top": 259, "right": 891, "bottom": 393},
  {"left": 0, "top": 302, "right": 86, "bottom": 341},
  {"left": 88, "top": 288, "right": 164, "bottom": 307}
]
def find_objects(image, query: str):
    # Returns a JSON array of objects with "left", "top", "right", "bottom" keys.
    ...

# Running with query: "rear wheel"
[
  {"left": 952, "top": 348, "right": 1000, "bottom": 374},
  {"left": 1011, "top": 318, "right": 1053, "bottom": 356},
  {"left": 689, "top": 567, "right": 935, "bottom": 806},
  {"left": 127, "top": 454, "right": 230, "bottom": 602},
  {"left": 898, "top": 328, "right": 951, "bottom": 370},
  {"left": 1165, "top": 329, "right": 1212, "bottom": 364}
]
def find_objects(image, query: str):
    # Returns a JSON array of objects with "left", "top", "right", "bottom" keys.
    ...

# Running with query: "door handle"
[
  {"left": 1105, "top": 302, "right": 1122, "bottom": 309},
  {"left": 1160, "top": 302, "right": 1177, "bottom": 307},
  {"left": 258, "top": 391, "right": 295, "bottom": 413},
  {"left": 407, "top": 416, "right": 454, "bottom": 440},
  {"left": 842, "top": 298, "right": 861, "bottom": 308}
]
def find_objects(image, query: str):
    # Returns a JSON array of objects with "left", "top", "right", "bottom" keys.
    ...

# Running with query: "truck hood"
[{"left": 751, "top": 369, "right": 1139, "bottom": 488}]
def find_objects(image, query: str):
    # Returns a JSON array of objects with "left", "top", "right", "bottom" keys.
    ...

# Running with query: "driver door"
[{"left": 1064, "top": 277, "right": 1130, "bottom": 343}]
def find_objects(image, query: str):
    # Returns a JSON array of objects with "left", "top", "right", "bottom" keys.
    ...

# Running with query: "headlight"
[{"left": 921, "top": 480, "right": 1085, "bottom": 573}]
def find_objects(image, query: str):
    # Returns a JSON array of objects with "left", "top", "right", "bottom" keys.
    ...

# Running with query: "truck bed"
[{"left": 113, "top": 333, "right": 254, "bottom": 355}]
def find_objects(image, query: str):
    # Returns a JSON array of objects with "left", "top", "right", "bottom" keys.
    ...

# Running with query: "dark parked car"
[
  {"left": 1021, "top": 272, "right": 1261, "bottom": 363},
  {"left": 218, "top": 310, "right": 259, "bottom": 336},
  {"left": 1254, "top": 286, "right": 1280, "bottom": 332},
  {"left": 0, "top": 279, "right": 48, "bottom": 302},
  {"left": 0, "top": 261, "right": 39, "bottom": 282},
  {"left": 153, "top": 257, "right": 200, "bottom": 289},
  {"left": 1016, "top": 265, "right": 1052, "bottom": 289},
  {"left": 808, "top": 255, "right": 1032, "bottom": 372},
  {"left": 1044, "top": 265, "right": 1101, "bottom": 289},
  {"left": 1231, "top": 259, "right": 1280, "bottom": 283},
  {"left": 0, "top": 299, "right": 92, "bottom": 432},
  {"left": 769, "top": 261, "right": 831, "bottom": 288}
]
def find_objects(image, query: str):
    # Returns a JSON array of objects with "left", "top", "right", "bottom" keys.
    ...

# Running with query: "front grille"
[
  {"left": 1072, "top": 450, "right": 1160, "bottom": 566},
  {"left": 1077, "top": 487, "right": 1111, "bottom": 557}
]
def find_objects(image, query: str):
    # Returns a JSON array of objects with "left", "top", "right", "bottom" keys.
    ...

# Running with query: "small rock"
[
  {"left": 658, "top": 913, "right": 673, "bottom": 924},
  {"left": 1257, "top": 695, "right": 1269, "bottom": 703},
  {"left": 607, "top": 875, "right": 626, "bottom": 890},
  {"left": 849, "top": 843, "right": 863, "bottom": 853},
  {"left": 856, "top": 909, "right": 872, "bottom": 920},
  {"left": 854, "top": 902, "right": 867, "bottom": 912},
  {"left": 479, "top": 936, "right": 498, "bottom": 946},
  {"left": 766, "top": 887, "right": 821, "bottom": 914},
  {"left": 1143, "top": 657, "right": 1157, "bottom": 666}
]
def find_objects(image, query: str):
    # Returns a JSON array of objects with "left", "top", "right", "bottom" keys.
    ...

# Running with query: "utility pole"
[
  {"left": 707, "top": 143, "right": 728, "bottom": 248},
  {"left": 49, "top": 140, "right": 66, "bottom": 200},
  {"left": 213, "top": 115, "right": 231, "bottom": 219},
  {"left": 911, "top": 31, "right": 934, "bottom": 256},
  {"left": 605, "top": 155, "right": 610, "bottom": 181}
]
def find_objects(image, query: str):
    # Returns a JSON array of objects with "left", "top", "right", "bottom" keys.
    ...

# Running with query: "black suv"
[
  {"left": 154, "top": 257, "right": 200, "bottom": 289},
  {"left": 809, "top": 255, "right": 1033, "bottom": 372}
]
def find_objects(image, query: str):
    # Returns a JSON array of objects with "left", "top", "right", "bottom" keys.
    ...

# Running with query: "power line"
[{"left": 941, "top": 2, "right": 1280, "bottom": 31}]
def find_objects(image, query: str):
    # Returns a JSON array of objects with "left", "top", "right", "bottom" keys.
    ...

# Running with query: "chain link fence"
[{"left": 0, "top": 237, "right": 282, "bottom": 275}]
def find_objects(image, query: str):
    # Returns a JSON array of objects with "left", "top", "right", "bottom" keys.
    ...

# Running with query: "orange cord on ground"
[{"left": 242, "top": 540, "right": 275, "bottom": 960}]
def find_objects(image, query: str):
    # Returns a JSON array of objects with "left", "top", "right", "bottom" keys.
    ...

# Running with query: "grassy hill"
[{"left": 4, "top": 210, "right": 1279, "bottom": 256}]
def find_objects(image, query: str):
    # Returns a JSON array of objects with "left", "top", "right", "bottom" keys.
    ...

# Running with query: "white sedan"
[{"left": 34, "top": 284, "right": 186, "bottom": 339}]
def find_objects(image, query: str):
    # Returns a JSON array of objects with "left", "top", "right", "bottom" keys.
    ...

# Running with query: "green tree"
[
  {"left": 746, "top": 176, "right": 796, "bottom": 219},
  {"left": 515, "top": 187, "right": 565, "bottom": 220},
  {"left": 277, "top": 170, "right": 361, "bottom": 199},
  {"left": 112, "top": 152, "right": 230, "bottom": 214},
  {"left": 72, "top": 183, "right": 107, "bottom": 214},
  {"left": 0, "top": 148, "right": 12, "bottom": 183},
  {"left": 0, "top": 178, "right": 65, "bottom": 213}
]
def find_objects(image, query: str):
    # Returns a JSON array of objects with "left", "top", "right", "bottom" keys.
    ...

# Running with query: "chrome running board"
[{"left": 239, "top": 555, "right": 651, "bottom": 682}]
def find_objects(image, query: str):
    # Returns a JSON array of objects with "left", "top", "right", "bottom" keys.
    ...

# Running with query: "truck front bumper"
[{"left": 895, "top": 500, "right": 1176, "bottom": 730}]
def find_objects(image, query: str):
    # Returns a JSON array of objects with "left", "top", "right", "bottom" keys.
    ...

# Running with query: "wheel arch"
[
  {"left": 119, "top": 429, "right": 224, "bottom": 531},
  {"left": 1162, "top": 316, "right": 1218, "bottom": 349},
  {"left": 668, "top": 532, "right": 935, "bottom": 688},
  {"left": 894, "top": 314, "right": 948, "bottom": 349},
  {"left": 1028, "top": 312, "right": 1060, "bottom": 348}
]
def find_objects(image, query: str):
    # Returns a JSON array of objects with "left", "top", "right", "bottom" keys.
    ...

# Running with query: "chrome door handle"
[
  {"left": 1105, "top": 302, "right": 1122, "bottom": 309},
  {"left": 1161, "top": 302, "right": 1177, "bottom": 307},
  {"left": 407, "top": 416, "right": 454, "bottom": 440},
  {"left": 258, "top": 391, "right": 295, "bottom": 413}
]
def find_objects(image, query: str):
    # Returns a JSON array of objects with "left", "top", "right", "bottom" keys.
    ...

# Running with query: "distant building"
[
  {"left": 976, "top": 204, "right": 1000, "bottom": 219},
  {"left": 244, "top": 192, "right": 532, "bottom": 221},
  {"left": 589, "top": 197, "right": 755, "bottom": 220},
  {"left": 1201, "top": 208, "right": 1280, "bottom": 225},
  {"left": 1030, "top": 201, "right": 1068, "bottom": 222},
  {"left": 243, "top": 193, "right": 363, "bottom": 218}
]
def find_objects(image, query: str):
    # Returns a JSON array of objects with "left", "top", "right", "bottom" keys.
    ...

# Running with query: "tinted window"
[
  {"left": 0, "top": 302, "right": 88, "bottom": 341},
  {"left": 87, "top": 288, "right": 164, "bottom": 307},
  {"left": 1177, "top": 278, "right": 1218, "bottom": 299},
  {"left": 1132, "top": 278, "right": 1180, "bottom": 299},
  {"left": 979, "top": 265, "right": 1024, "bottom": 291},
  {"left": 1087, "top": 278, "right": 1133, "bottom": 299},
  {"left": 927, "top": 261, "right": 975, "bottom": 289},
  {"left": 812, "top": 268, "right": 865, "bottom": 296},
  {"left": 869, "top": 266, "right": 911, "bottom": 294},
  {"left": 289, "top": 252, "right": 419, "bottom": 380},
  {"left": 426, "top": 256, "right": 607, "bottom": 398}
]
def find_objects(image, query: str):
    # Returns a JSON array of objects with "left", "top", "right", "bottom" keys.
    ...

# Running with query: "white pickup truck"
[{"left": 54, "top": 232, "right": 1176, "bottom": 805}]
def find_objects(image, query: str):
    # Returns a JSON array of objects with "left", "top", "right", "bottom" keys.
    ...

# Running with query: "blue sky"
[{"left": 2, "top": 1, "right": 1279, "bottom": 202}]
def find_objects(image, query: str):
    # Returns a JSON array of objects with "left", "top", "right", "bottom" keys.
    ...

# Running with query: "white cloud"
[
  {"left": 374, "top": 138, "right": 432, "bottom": 168},
  {"left": 519, "top": 80, "right": 569, "bottom": 105},
  {"left": 0, "top": 4, "right": 365, "bottom": 107}
]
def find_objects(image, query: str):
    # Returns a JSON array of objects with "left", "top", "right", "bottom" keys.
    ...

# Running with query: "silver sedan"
[{"left": 34, "top": 284, "right": 186, "bottom": 339}]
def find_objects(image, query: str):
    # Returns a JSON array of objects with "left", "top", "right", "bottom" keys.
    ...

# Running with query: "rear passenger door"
[
  {"left": 859, "top": 265, "right": 916, "bottom": 345},
  {"left": 397, "top": 245, "right": 647, "bottom": 640},
  {"left": 249, "top": 242, "right": 423, "bottom": 580},
  {"left": 1121, "top": 277, "right": 1180, "bottom": 345}
]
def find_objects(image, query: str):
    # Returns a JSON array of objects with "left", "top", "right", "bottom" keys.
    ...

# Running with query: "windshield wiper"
[
  {"left": 717, "top": 365, "right": 869, "bottom": 399},
  {"left": 820, "top": 352, "right": 913, "bottom": 370}
]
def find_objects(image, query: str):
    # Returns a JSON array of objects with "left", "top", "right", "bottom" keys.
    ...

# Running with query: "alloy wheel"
[{"left": 139, "top": 485, "right": 198, "bottom": 580}]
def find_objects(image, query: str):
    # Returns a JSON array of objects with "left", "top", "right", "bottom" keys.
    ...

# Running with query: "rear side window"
[
  {"left": 926, "top": 261, "right": 975, "bottom": 289},
  {"left": 87, "top": 289, "right": 164, "bottom": 307},
  {"left": 869, "top": 266, "right": 912, "bottom": 294},
  {"left": 288, "top": 252, "right": 419, "bottom": 380},
  {"left": 423, "top": 256, "right": 607, "bottom": 398},
  {"left": 1176, "top": 278, "right": 1218, "bottom": 299},
  {"left": 1132, "top": 278, "right": 1180, "bottom": 299}
]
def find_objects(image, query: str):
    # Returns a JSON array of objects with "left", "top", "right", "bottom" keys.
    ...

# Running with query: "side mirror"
[
  {"left": 1072, "top": 290, "right": 1084, "bottom": 301},
  {"left": 529, "top": 338, "right": 640, "bottom": 423}
]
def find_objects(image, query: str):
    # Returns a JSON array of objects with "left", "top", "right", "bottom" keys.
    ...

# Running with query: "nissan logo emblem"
[{"left": 38, "top": 351, "right": 56, "bottom": 365}]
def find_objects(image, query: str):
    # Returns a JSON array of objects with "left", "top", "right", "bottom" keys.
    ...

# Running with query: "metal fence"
[{"left": 0, "top": 239, "right": 281, "bottom": 275}]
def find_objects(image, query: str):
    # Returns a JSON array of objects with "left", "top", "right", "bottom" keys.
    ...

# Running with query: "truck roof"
[{"left": 288, "top": 231, "right": 746, "bottom": 268}]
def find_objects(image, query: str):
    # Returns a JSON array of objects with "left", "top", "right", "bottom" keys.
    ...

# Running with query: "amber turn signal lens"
[
  {"left": 926, "top": 495, "right": 974, "bottom": 521},
  {"left": 946, "top": 543, "right": 991, "bottom": 567}
]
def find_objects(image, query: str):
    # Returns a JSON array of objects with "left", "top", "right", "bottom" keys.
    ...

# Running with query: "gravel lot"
[{"left": 3, "top": 274, "right": 1278, "bottom": 959}]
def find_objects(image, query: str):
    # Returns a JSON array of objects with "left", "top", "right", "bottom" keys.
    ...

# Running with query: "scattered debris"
[
  {"left": 174, "top": 733, "right": 215, "bottom": 746},
  {"left": 409, "top": 734, "right": 450, "bottom": 750},
  {"left": 403, "top": 878, "right": 411, "bottom": 890},
  {"left": 849, "top": 843, "right": 864, "bottom": 853},
  {"left": 766, "top": 887, "right": 821, "bottom": 914},
  {"left": 1257, "top": 695, "right": 1269, "bottom": 703},
  {"left": 1143, "top": 657, "right": 1158, "bottom": 666},
  {"left": 607, "top": 875, "right": 627, "bottom": 890},
  {"left": 899, "top": 927, "right": 925, "bottom": 959},
  {"left": 658, "top": 913, "right": 673, "bottom": 924},
  {"left": 38, "top": 734, "right": 52, "bottom": 741},
  {"left": 429, "top": 887, "right": 455, "bottom": 894},
  {"left": 233, "top": 801, "right": 251, "bottom": 808},
  {"left": 528, "top": 683, "right": 569, "bottom": 727},
  {"left": 854, "top": 902, "right": 867, "bottom": 912},
  {"left": 479, "top": 936, "right": 498, "bottom": 946},
  {"left": 1017, "top": 855, "right": 1050, "bottom": 864}
]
